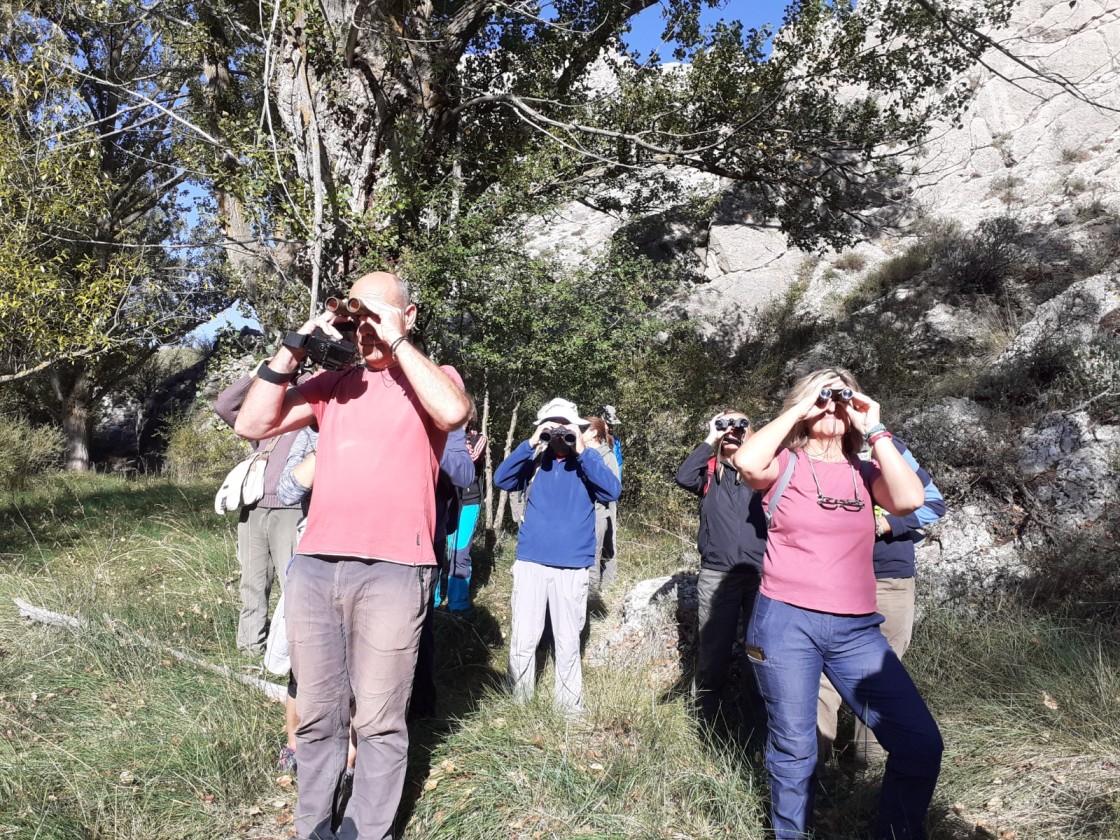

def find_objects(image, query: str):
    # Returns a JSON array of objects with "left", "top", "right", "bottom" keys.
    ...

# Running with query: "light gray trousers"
[
  {"left": 507, "top": 561, "right": 589, "bottom": 714},
  {"left": 235, "top": 505, "right": 301, "bottom": 653},
  {"left": 287, "top": 554, "right": 433, "bottom": 840}
]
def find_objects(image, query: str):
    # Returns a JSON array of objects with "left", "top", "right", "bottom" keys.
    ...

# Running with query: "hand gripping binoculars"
[
  {"left": 817, "top": 387, "right": 854, "bottom": 405},
  {"left": 715, "top": 417, "right": 750, "bottom": 431}
]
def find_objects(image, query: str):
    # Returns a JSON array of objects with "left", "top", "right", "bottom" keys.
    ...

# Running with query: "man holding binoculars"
[
  {"left": 676, "top": 410, "right": 768, "bottom": 730},
  {"left": 234, "top": 271, "right": 470, "bottom": 840},
  {"left": 494, "top": 397, "right": 622, "bottom": 715}
]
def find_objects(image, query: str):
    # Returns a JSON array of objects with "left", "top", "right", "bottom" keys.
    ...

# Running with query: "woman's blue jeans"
[{"left": 747, "top": 595, "right": 943, "bottom": 840}]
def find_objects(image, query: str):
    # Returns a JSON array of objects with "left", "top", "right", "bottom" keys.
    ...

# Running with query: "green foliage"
[
  {"left": 844, "top": 246, "right": 937, "bottom": 311},
  {"left": 974, "top": 333, "right": 1120, "bottom": 422},
  {"left": 187, "top": 0, "right": 1019, "bottom": 333},
  {"left": 938, "top": 216, "right": 1028, "bottom": 297},
  {"left": 611, "top": 326, "right": 738, "bottom": 527},
  {"left": 0, "top": 415, "right": 65, "bottom": 491},
  {"left": 1021, "top": 501, "right": 1120, "bottom": 621},
  {"left": 399, "top": 216, "right": 683, "bottom": 466},
  {"left": 611, "top": 283, "right": 826, "bottom": 521},
  {"left": 162, "top": 412, "right": 249, "bottom": 484},
  {"left": 0, "top": 1, "right": 230, "bottom": 381},
  {"left": 832, "top": 250, "right": 869, "bottom": 272}
]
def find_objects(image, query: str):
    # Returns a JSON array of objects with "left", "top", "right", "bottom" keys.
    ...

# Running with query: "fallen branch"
[
  {"left": 13, "top": 598, "right": 286, "bottom": 702},
  {"left": 14, "top": 598, "right": 85, "bottom": 630}
]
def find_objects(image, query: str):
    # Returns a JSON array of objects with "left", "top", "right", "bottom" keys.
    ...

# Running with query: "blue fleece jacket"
[
  {"left": 494, "top": 440, "right": 622, "bottom": 568},
  {"left": 873, "top": 438, "right": 947, "bottom": 579}
]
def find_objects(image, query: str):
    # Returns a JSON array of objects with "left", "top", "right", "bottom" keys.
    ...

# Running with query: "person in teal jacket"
[{"left": 494, "top": 397, "right": 621, "bottom": 714}]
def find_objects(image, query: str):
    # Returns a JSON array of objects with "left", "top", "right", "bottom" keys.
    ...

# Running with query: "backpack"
[
  {"left": 701, "top": 455, "right": 719, "bottom": 496},
  {"left": 765, "top": 451, "right": 879, "bottom": 525},
  {"left": 214, "top": 436, "right": 280, "bottom": 515}
]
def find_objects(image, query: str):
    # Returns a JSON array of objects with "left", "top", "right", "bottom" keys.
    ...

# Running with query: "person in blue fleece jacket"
[
  {"left": 494, "top": 397, "right": 622, "bottom": 714},
  {"left": 817, "top": 436, "right": 947, "bottom": 764}
]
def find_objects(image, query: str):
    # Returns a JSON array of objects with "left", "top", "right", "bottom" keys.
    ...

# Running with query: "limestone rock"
[
  {"left": 996, "top": 269, "right": 1120, "bottom": 364},
  {"left": 1019, "top": 411, "right": 1120, "bottom": 526}
]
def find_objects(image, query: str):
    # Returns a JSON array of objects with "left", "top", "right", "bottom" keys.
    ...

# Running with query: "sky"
[
  {"left": 188, "top": 0, "right": 796, "bottom": 342},
  {"left": 621, "top": 0, "right": 792, "bottom": 60}
]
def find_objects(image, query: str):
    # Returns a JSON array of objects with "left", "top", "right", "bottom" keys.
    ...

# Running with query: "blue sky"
[
  {"left": 189, "top": 0, "right": 795, "bottom": 341},
  {"left": 621, "top": 0, "right": 792, "bottom": 59}
]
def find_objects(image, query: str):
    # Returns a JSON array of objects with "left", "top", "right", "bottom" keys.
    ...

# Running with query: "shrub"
[
  {"left": 611, "top": 288, "right": 824, "bottom": 526},
  {"left": 832, "top": 250, "right": 868, "bottom": 272},
  {"left": 1020, "top": 500, "right": 1120, "bottom": 620},
  {"left": 937, "top": 215, "right": 1026, "bottom": 297},
  {"left": 0, "top": 415, "right": 65, "bottom": 491},
  {"left": 161, "top": 411, "right": 248, "bottom": 484},
  {"left": 976, "top": 334, "right": 1120, "bottom": 422},
  {"left": 1060, "top": 146, "right": 1092, "bottom": 164},
  {"left": 842, "top": 240, "right": 939, "bottom": 312}
]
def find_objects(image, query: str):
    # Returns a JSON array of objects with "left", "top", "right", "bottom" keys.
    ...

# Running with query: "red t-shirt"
[
  {"left": 761, "top": 448, "right": 881, "bottom": 614},
  {"left": 294, "top": 364, "right": 455, "bottom": 565}
]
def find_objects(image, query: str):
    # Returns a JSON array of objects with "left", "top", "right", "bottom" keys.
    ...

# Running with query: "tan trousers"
[{"left": 818, "top": 576, "right": 916, "bottom": 762}]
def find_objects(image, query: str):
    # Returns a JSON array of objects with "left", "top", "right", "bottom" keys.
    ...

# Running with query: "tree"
[
  {"left": 0, "top": 2, "right": 231, "bottom": 469},
  {"left": 166, "top": 0, "right": 1018, "bottom": 511},
  {"left": 191, "top": 0, "right": 1015, "bottom": 308}
]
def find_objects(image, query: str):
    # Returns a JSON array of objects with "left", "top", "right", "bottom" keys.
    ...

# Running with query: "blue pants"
[
  {"left": 748, "top": 595, "right": 943, "bottom": 840},
  {"left": 441, "top": 503, "right": 480, "bottom": 612}
]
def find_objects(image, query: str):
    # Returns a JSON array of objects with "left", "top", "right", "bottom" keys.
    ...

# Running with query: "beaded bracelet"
[{"left": 863, "top": 422, "right": 887, "bottom": 443}]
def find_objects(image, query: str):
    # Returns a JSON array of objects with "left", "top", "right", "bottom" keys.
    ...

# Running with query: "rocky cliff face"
[{"left": 530, "top": 0, "right": 1120, "bottom": 606}]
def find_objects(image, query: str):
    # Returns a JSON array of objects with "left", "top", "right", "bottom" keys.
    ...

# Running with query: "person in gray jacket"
[
  {"left": 583, "top": 416, "right": 619, "bottom": 592},
  {"left": 214, "top": 371, "right": 303, "bottom": 655}
]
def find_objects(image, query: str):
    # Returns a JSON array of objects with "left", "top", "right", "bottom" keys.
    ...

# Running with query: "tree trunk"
[
  {"left": 482, "top": 388, "right": 493, "bottom": 530},
  {"left": 492, "top": 400, "right": 520, "bottom": 533},
  {"left": 51, "top": 363, "right": 95, "bottom": 472}
]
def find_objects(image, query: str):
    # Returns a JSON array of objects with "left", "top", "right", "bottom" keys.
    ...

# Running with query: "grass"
[
  {"left": 2, "top": 473, "right": 1119, "bottom": 838},
  {"left": 0, "top": 474, "right": 282, "bottom": 839},
  {"left": 912, "top": 609, "right": 1120, "bottom": 840}
]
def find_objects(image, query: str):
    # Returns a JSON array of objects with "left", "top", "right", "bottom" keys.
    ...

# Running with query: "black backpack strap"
[
  {"left": 764, "top": 452, "right": 798, "bottom": 526},
  {"left": 517, "top": 450, "right": 546, "bottom": 524}
]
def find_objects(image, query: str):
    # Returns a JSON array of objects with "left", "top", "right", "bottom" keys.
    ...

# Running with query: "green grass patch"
[
  {"left": 1, "top": 475, "right": 1119, "bottom": 838},
  {"left": 0, "top": 474, "right": 288, "bottom": 839}
]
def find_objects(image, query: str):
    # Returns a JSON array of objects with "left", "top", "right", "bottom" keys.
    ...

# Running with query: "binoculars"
[
  {"left": 715, "top": 417, "right": 750, "bottom": 431},
  {"left": 818, "top": 387, "right": 853, "bottom": 405},
  {"left": 326, "top": 296, "right": 379, "bottom": 321},
  {"left": 539, "top": 427, "right": 578, "bottom": 446}
]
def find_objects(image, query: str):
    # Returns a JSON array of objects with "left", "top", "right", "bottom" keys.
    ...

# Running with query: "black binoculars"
[
  {"left": 817, "top": 387, "right": 853, "bottom": 405},
  {"left": 539, "top": 427, "right": 578, "bottom": 446},
  {"left": 715, "top": 417, "right": 750, "bottom": 431}
]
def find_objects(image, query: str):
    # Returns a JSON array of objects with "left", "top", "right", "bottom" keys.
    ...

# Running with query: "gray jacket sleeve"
[{"left": 276, "top": 428, "right": 319, "bottom": 507}]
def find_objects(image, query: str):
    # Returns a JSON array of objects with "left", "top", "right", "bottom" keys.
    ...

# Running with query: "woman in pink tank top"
[{"left": 731, "top": 367, "right": 943, "bottom": 840}]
